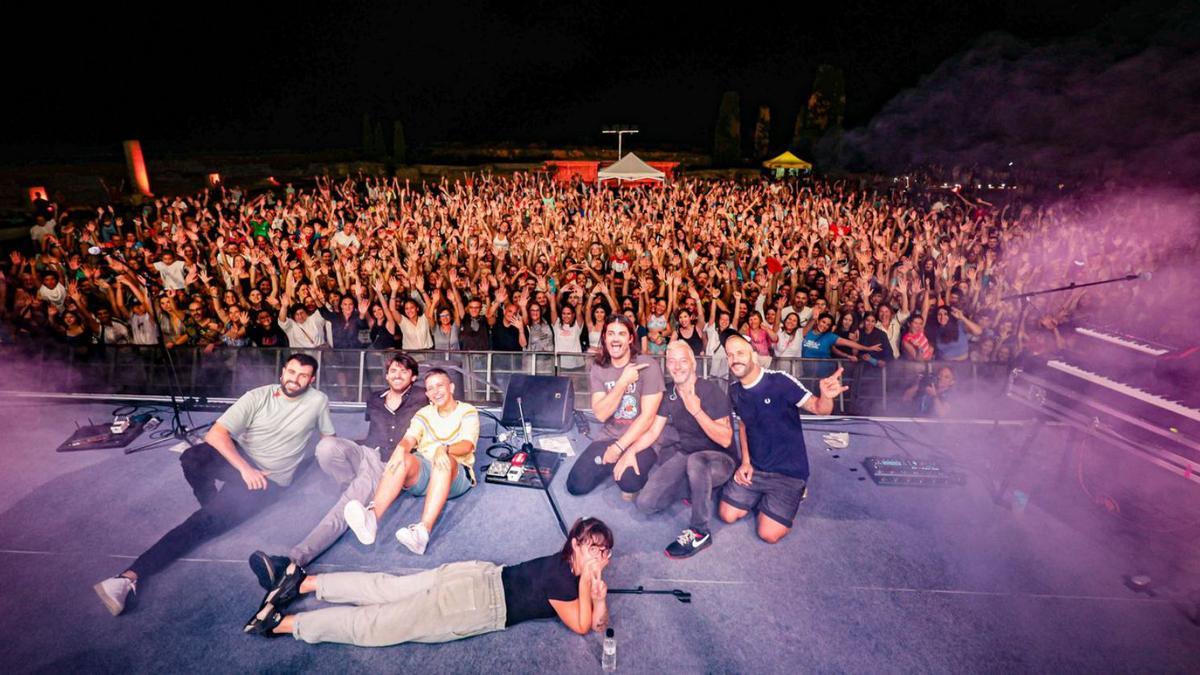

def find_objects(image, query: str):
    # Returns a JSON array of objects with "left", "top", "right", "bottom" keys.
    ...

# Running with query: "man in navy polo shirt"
[{"left": 718, "top": 333, "right": 848, "bottom": 543}]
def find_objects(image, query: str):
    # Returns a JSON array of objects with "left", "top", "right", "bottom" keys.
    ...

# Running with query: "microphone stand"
[
  {"left": 517, "top": 396, "right": 569, "bottom": 538},
  {"left": 1001, "top": 272, "right": 1147, "bottom": 302},
  {"left": 607, "top": 585, "right": 692, "bottom": 604}
]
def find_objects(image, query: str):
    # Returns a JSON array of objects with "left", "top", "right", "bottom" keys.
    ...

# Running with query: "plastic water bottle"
[{"left": 602, "top": 627, "right": 617, "bottom": 671}]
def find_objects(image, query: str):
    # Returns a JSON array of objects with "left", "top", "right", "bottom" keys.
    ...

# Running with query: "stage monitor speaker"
[{"left": 501, "top": 374, "right": 574, "bottom": 432}]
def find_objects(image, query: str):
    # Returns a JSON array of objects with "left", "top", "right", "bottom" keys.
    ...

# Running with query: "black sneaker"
[
  {"left": 263, "top": 561, "right": 306, "bottom": 610},
  {"left": 243, "top": 601, "right": 285, "bottom": 637},
  {"left": 665, "top": 528, "right": 713, "bottom": 559},
  {"left": 249, "top": 551, "right": 291, "bottom": 591}
]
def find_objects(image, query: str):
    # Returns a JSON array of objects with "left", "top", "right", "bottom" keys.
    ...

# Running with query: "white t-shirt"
[
  {"left": 398, "top": 315, "right": 432, "bottom": 350},
  {"left": 331, "top": 230, "right": 361, "bottom": 250},
  {"left": 97, "top": 320, "right": 132, "bottom": 345},
  {"left": 38, "top": 284, "right": 67, "bottom": 309},
  {"left": 553, "top": 320, "right": 584, "bottom": 369},
  {"left": 279, "top": 313, "right": 330, "bottom": 348},
  {"left": 781, "top": 305, "right": 813, "bottom": 327},
  {"left": 776, "top": 329, "right": 805, "bottom": 358},
  {"left": 30, "top": 220, "right": 56, "bottom": 243},
  {"left": 153, "top": 260, "right": 187, "bottom": 291},
  {"left": 703, "top": 324, "right": 729, "bottom": 379},
  {"left": 129, "top": 311, "right": 159, "bottom": 345}
]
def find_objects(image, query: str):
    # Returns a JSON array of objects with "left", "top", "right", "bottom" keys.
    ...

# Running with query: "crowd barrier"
[{"left": 0, "top": 341, "right": 1021, "bottom": 418}]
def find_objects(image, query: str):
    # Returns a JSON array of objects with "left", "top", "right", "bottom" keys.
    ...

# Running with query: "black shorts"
[{"left": 720, "top": 469, "right": 807, "bottom": 527}]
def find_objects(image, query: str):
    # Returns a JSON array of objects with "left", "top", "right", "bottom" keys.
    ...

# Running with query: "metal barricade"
[{"left": 0, "top": 340, "right": 1015, "bottom": 417}]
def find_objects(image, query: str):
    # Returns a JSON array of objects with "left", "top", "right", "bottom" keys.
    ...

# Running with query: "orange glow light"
[
  {"left": 123, "top": 140, "right": 153, "bottom": 197},
  {"left": 207, "top": 173, "right": 222, "bottom": 187},
  {"left": 27, "top": 186, "right": 47, "bottom": 203}
]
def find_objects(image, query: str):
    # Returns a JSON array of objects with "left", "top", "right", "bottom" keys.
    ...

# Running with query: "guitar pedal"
[{"left": 506, "top": 451, "right": 527, "bottom": 482}]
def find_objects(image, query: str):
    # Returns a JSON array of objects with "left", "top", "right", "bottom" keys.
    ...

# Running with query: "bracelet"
[{"left": 613, "top": 441, "right": 625, "bottom": 452}]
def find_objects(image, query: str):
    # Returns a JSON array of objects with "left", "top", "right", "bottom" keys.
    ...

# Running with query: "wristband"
[{"left": 613, "top": 441, "right": 625, "bottom": 452}]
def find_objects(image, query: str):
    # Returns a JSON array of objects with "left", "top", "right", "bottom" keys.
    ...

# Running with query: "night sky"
[{"left": 4, "top": 1, "right": 1137, "bottom": 159}]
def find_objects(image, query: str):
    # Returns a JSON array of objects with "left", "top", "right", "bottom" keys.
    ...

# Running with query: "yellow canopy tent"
[{"left": 762, "top": 151, "right": 812, "bottom": 177}]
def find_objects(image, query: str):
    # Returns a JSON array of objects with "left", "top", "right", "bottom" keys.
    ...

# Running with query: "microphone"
[{"left": 1139, "top": 271, "right": 1152, "bottom": 282}]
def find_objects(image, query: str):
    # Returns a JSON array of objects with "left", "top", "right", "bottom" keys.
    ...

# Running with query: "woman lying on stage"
[{"left": 244, "top": 518, "right": 612, "bottom": 645}]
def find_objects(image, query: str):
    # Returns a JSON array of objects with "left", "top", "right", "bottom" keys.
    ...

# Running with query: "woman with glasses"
[{"left": 245, "top": 518, "right": 613, "bottom": 645}]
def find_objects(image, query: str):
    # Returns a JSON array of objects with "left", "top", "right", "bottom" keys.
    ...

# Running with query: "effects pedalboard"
[
  {"left": 862, "top": 456, "right": 966, "bottom": 487},
  {"left": 484, "top": 449, "right": 564, "bottom": 489}
]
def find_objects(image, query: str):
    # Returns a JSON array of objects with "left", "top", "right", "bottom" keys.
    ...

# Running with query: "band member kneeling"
[
  {"left": 719, "top": 334, "right": 847, "bottom": 543},
  {"left": 343, "top": 368, "right": 478, "bottom": 555},
  {"left": 244, "top": 518, "right": 613, "bottom": 645},
  {"left": 634, "top": 341, "right": 736, "bottom": 558}
]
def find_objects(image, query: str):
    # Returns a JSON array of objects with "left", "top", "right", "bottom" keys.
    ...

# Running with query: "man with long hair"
[{"left": 566, "top": 315, "right": 665, "bottom": 497}]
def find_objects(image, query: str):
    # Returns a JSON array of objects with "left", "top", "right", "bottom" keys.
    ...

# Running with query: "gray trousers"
[
  {"left": 288, "top": 437, "right": 384, "bottom": 566},
  {"left": 292, "top": 561, "right": 507, "bottom": 646},
  {"left": 636, "top": 448, "right": 736, "bottom": 532}
]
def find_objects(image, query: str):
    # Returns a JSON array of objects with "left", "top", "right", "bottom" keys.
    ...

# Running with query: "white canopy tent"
[{"left": 597, "top": 153, "right": 666, "bottom": 184}]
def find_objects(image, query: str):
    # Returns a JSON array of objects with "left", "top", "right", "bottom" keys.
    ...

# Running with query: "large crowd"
[{"left": 2, "top": 172, "right": 1189, "bottom": 378}]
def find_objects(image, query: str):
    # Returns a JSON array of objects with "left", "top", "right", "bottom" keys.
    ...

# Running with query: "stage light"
[
  {"left": 208, "top": 173, "right": 221, "bottom": 187},
  {"left": 27, "top": 186, "right": 47, "bottom": 204},
  {"left": 123, "top": 140, "right": 153, "bottom": 197}
]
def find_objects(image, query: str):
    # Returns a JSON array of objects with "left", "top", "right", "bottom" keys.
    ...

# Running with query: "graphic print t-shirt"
[{"left": 589, "top": 354, "right": 665, "bottom": 438}]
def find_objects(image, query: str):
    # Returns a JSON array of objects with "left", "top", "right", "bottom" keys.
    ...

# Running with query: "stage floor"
[{"left": 0, "top": 402, "right": 1196, "bottom": 673}]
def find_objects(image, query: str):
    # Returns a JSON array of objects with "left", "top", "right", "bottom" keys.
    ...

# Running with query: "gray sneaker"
[
  {"left": 395, "top": 522, "right": 430, "bottom": 555},
  {"left": 343, "top": 499, "right": 378, "bottom": 545},
  {"left": 94, "top": 576, "right": 136, "bottom": 616}
]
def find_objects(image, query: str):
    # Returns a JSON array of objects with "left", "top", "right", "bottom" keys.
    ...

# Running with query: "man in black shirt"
[
  {"left": 490, "top": 301, "right": 524, "bottom": 352},
  {"left": 246, "top": 352, "right": 426, "bottom": 590},
  {"left": 458, "top": 297, "right": 491, "bottom": 351},
  {"left": 634, "top": 341, "right": 736, "bottom": 558}
]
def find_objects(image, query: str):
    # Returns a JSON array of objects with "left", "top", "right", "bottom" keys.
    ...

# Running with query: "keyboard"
[
  {"left": 1008, "top": 364, "right": 1200, "bottom": 485},
  {"left": 1074, "top": 327, "right": 1170, "bottom": 356},
  {"left": 1046, "top": 360, "right": 1200, "bottom": 423}
]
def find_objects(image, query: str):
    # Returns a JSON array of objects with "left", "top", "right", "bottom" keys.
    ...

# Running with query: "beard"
[{"left": 281, "top": 379, "right": 311, "bottom": 398}]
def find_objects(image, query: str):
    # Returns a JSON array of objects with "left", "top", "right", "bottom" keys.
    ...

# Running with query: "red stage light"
[{"left": 123, "top": 140, "right": 153, "bottom": 197}]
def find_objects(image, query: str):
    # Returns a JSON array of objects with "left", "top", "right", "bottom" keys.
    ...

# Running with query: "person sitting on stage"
[
  {"left": 566, "top": 314, "right": 665, "bottom": 498},
  {"left": 93, "top": 353, "right": 335, "bottom": 616},
  {"left": 718, "top": 334, "right": 847, "bottom": 544},
  {"left": 634, "top": 341, "right": 736, "bottom": 558},
  {"left": 246, "top": 352, "right": 426, "bottom": 591},
  {"left": 342, "top": 368, "right": 479, "bottom": 555},
  {"left": 244, "top": 517, "right": 612, "bottom": 645}
]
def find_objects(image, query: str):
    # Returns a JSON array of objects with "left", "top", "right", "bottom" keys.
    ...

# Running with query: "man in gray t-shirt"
[
  {"left": 93, "top": 353, "right": 335, "bottom": 617},
  {"left": 217, "top": 383, "right": 335, "bottom": 486},
  {"left": 566, "top": 315, "right": 665, "bottom": 497}
]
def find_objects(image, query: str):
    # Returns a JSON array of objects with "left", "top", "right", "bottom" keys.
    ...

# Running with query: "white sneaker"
[
  {"left": 94, "top": 576, "right": 136, "bottom": 616},
  {"left": 395, "top": 522, "right": 430, "bottom": 555},
  {"left": 343, "top": 500, "right": 378, "bottom": 545}
]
